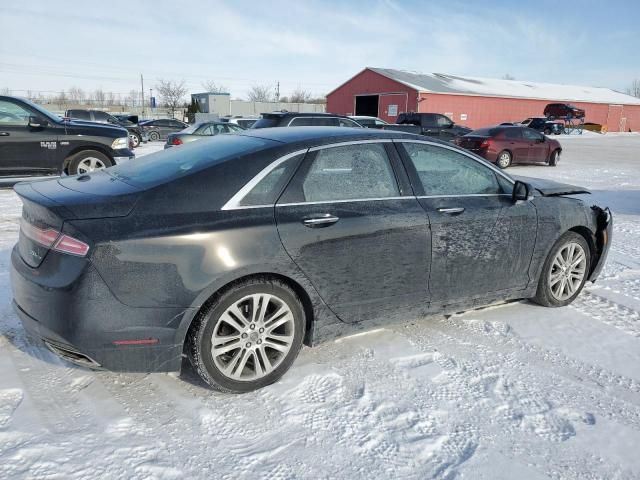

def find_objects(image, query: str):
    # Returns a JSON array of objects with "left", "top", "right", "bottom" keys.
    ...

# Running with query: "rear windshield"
[
  {"left": 107, "top": 135, "right": 273, "bottom": 188},
  {"left": 251, "top": 116, "right": 281, "bottom": 128},
  {"left": 468, "top": 128, "right": 500, "bottom": 136}
]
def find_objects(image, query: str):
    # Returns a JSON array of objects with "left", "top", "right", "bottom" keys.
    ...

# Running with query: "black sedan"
[
  {"left": 11, "top": 128, "right": 612, "bottom": 393},
  {"left": 164, "top": 121, "right": 243, "bottom": 148}
]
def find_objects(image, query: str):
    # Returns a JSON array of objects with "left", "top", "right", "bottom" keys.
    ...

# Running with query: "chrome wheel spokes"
[
  {"left": 77, "top": 157, "right": 106, "bottom": 174},
  {"left": 549, "top": 242, "right": 587, "bottom": 301},
  {"left": 211, "top": 294, "right": 295, "bottom": 381}
]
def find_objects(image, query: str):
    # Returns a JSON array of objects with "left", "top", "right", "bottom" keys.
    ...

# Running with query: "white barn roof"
[{"left": 368, "top": 68, "right": 640, "bottom": 105}]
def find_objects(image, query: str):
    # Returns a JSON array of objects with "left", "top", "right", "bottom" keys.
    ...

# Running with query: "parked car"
[
  {"left": 350, "top": 115, "right": 421, "bottom": 134},
  {"left": 456, "top": 125, "right": 562, "bottom": 169},
  {"left": 520, "top": 117, "right": 565, "bottom": 135},
  {"left": 543, "top": 103, "right": 585, "bottom": 120},
  {"left": 165, "top": 121, "right": 243, "bottom": 148},
  {"left": 251, "top": 111, "right": 363, "bottom": 128},
  {"left": 222, "top": 117, "right": 258, "bottom": 129},
  {"left": 0, "top": 95, "right": 134, "bottom": 180},
  {"left": 139, "top": 118, "right": 189, "bottom": 141},
  {"left": 65, "top": 109, "right": 147, "bottom": 148},
  {"left": 396, "top": 112, "right": 472, "bottom": 141},
  {"left": 11, "top": 127, "right": 611, "bottom": 392}
]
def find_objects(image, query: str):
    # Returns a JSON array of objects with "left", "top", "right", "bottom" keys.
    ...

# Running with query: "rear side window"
[
  {"left": 252, "top": 116, "right": 281, "bottom": 128},
  {"left": 401, "top": 143, "right": 505, "bottom": 196},
  {"left": 503, "top": 128, "right": 521, "bottom": 139},
  {"left": 469, "top": 128, "right": 500, "bottom": 136},
  {"left": 298, "top": 144, "right": 399, "bottom": 202},
  {"left": 239, "top": 154, "right": 303, "bottom": 206},
  {"left": 338, "top": 118, "right": 361, "bottom": 127},
  {"left": 289, "top": 117, "right": 339, "bottom": 127},
  {"left": 107, "top": 135, "right": 273, "bottom": 188}
]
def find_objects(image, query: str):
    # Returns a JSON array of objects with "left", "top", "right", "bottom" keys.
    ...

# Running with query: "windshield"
[{"left": 107, "top": 134, "right": 274, "bottom": 188}]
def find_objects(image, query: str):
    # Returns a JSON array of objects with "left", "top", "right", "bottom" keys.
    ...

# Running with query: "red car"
[
  {"left": 543, "top": 103, "right": 585, "bottom": 120},
  {"left": 456, "top": 126, "right": 562, "bottom": 169}
]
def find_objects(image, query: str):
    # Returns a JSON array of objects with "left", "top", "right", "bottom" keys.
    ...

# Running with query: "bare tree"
[
  {"left": 106, "top": 91, "right": 116, "bottom": 106},
  {"left": 0, "top": 87, "right": 10, "bottom": 95},
  {"left": 156, "top": 79, "right": 188, "bottom": 116},
  {"left": 92, "top": 89, "right": 106, "bottom": 106},
  {"left": 626, "top": 79, "right": 640, "bottom": 98},
  {"left": 201, "top": 80, "right": 228, "bottom": 94},
  {"left": 289, "top": 87, "right": 312, "bottom": 103},
  {"left": 126, "top": 89, "right": 139, "bottom": 107},
  {"left": 247, "top": 84, "right": 274, "bottom": 102},
  {"left": 55, "top": 90, "right": 68, "bottom": 108},
  {"left": 68, "top": 86, "right": 84, "bottom": 103},
  {"left": 502, "top": 74, "right": 516, "bottom": 80}
]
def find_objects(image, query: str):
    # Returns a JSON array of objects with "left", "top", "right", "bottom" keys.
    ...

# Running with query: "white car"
[{"left": 348, "top": 116, "right": 388, "bottom": 128}]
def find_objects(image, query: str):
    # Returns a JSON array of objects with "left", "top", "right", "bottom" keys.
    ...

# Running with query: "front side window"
[
  {"left": 522, "top": 128, "right": 543, "bottom": 141},
  {"left": 338, "top": 118, "right": 361, "bottom": 127},
  {"left": 0, "top": 100, "right": 31, "bottom": 125},
  {"left": 436, "top": 115, "right": 452, "bottom": 127},
  {"left": 300, "top": 144, "right": 399, "bottom": 202},
  {"left": 401, "top": 143, "right": 505, "bottom": 196},
  {"left": 93, "top": 111, "right": 110, "bottom": 122}
]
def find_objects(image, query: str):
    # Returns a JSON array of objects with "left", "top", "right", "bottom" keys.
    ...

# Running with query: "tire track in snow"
[{"left": 571, "top": 291, "right": 640, "bottom": 337}]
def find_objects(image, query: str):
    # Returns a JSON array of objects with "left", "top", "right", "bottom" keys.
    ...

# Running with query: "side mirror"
[
  {"left": 512, "top": 180, "right": 531, "bottom": 202},
  {"left": 28, "top": 115, "right": 47, "bottom": 128}
]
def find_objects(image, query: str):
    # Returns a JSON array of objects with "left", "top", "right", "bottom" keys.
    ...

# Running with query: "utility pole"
[
  {"left": 140, "top": 74, "right": 145, "bottom": 116},
  {"left": 275, "top": 81, "right": 280, "bottom": 102}
]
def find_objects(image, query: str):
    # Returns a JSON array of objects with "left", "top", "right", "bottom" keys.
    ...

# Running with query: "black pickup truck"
[
  {"left": 396, "top": 112, "right": 472, "bottom": 141},
  {"left": 0, "top": 95, "right": 134, "bottom": 182}
]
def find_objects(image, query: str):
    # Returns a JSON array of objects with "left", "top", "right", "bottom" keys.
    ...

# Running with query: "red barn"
[{"left": 326, "top": 68, "right": 640, "bottom": 132}]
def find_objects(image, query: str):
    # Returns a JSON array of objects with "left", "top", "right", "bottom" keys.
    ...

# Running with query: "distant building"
[
  {"left": 191, "top": 92, "right": 325, "bottom": 118},
  {"left": 326, "top": 67, "right": 640, "bottom": 131}
]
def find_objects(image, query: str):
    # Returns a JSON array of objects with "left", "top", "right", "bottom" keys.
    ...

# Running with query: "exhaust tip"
[{"left": 44, "top": 341, "right": 102, "bottom": 369}]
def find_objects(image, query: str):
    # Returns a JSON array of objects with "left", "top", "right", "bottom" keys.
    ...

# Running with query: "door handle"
[
  {"left": 0, "top": 132, "right": 9, "bottom": 136},
  {"left": 437, "top": 207, "right": 465, "bottom": 215},
  {"left": 302, "top": 215, "right": 339, "bottom": 228}
]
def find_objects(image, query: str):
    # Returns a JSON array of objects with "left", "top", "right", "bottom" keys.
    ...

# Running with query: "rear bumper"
[
  {"left": 589, "top": 207, "right": 613, "bottom": 282},
  {"left": 10, "top": 246, "right": 189, "bottom": 372}
]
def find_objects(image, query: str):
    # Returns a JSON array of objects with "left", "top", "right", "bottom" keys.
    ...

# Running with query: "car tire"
[
  {"left": 187, "top": 277, "right": 306, "bottom": 393},
  {"left": 543, "top": 128, "right": 552, "bottom": 135},
  {"left": 148, "top": 131, "right": 160, "bottom": 142},
  {"left": 549, "top": 149, "right": 561, "bottom": 166},
  {"left": 130, "top": 133, "right": 141, "bottom": 148},
  {"left": 67, "top": 150, "right": 113, "bottom": 175},
  {"left": 496, "top": 150, "right": 512, "bottom": 169},
  {"left": 532, "top": 231, "right": 591, "bottom": 307}
]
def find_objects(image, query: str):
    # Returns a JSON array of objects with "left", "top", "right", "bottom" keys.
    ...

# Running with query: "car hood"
[
  {"left": 513, "top": 176, "right": 590, "bottom": 197},
  {"left": 63, "top": 120, "right": 128, "bottom": 137}
]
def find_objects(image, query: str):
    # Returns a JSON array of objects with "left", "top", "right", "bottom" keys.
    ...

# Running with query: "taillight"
[
  {"left": 170, "top": 137, "right": 183, "bottom": 145},
  {"left": 21, "top": 219, "right": 89, "bottom": 257},
  {"left": 480, "top": 138, "right": 493, "bottom": 149}
]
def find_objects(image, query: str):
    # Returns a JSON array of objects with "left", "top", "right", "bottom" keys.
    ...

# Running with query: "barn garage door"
[{"left": 606, "top": 105, "right": 623, "bottom": 132}]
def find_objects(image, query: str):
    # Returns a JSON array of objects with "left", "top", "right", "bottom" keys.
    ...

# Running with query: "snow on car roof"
[{"left": 366, "top": 68, "right": 640, "bottom": 105}]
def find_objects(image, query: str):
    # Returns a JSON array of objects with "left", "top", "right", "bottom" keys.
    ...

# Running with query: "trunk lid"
[{"left": 15, "top": 173, "right": 142, "bottom": 268}]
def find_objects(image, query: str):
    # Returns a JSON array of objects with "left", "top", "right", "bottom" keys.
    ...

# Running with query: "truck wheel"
[
  {"left": 68, "top": 150, "right": 113, "bottom": 175},
  {"left": 129, "top": 133, "right": 141, "bottom": 148}
]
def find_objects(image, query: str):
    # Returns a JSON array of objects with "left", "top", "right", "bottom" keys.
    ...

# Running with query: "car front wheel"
[
  {"left": 129, "top": 133, "right": 141, "bottom": 148},
  {"left": 188, "top": 278, "right": 305, "bottom": 392},
  {"left": 549, "top": 149, "right": 561, "bottom": 166},
  {"left": 68, "top": 150, "right": 113, "bottom": 175},
  {"left": 532, "top": 232, "right": 591, "bottom": 307}
]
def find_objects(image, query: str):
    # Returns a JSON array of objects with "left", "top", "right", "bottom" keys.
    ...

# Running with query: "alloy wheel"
[
  {"left": 498, "top": 152, "right": 511, "bottom": 168},
  {"left": 129, "top": 133, "right": 140, "bottom": 147},
  {"left": 77, "top": 157, "right": 107, "bottom": 174},
  {"left": 211, "top": 293, "right": 295, "bottom": 381},
  {"left": 549, "top": 242, "right": 587, "bottom": 301}
]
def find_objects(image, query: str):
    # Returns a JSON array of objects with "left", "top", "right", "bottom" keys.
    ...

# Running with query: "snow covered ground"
[{"left": 1, "top": 136, "right": 640, "bottom": 479}]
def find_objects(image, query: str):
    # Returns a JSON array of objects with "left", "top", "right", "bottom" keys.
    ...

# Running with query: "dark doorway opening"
[{"left": 355, "top": 95, "right": 379, "bottom": 117}]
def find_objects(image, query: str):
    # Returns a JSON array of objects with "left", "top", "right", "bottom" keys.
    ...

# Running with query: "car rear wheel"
[
  {"left": 549, "top": 149, "right": 561, "bottom": 166},
  {"left": 543, "top": 128, "right": 552, "bottom": 135},
  {"left": 68, "top": 150, "right": 113, "bottom": 175},
  {"left": 187, "top": 278, "right": 305, "bottom": 393},
  {"left": 148, "top": 131, "right": 160, "bottom": 142},
  {"left": 532, "top": 232, "right": 590, "bottom": 307},
  {"left": 496, "top": 150, "right": 512, "bottom": 169}
]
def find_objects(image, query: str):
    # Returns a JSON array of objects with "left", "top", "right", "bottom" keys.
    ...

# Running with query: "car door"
[
  {"left": 275, "top": 141, "right": 431, "bottom": 324},
  {"left": 502, "top": 127, "right": 528, "bottom": 163},
  {"left": 0, "top": 99, "right": 57, "bottom": 175},
  {"left": 396, "top": 140, "right": 537, "bottom": 307},
  {"left": 522, "top": 128, "right": 548, "bottom": 163}
]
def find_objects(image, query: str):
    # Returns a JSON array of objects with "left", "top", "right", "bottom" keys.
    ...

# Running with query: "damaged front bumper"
[{"left": 588, "top": 206, "right": 613, "bottom": 282}]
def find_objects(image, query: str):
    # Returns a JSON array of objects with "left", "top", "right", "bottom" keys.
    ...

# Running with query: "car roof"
[
  {"left": 260, "top": 111, "right": 350, "bottom": 118},
  {"left": 236, "top": 126, "right": 425, "bottom": 147}
]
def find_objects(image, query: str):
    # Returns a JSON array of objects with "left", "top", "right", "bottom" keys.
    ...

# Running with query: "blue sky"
[{"left": 1, "top": 0, "right": 638, "bottom": 99}]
